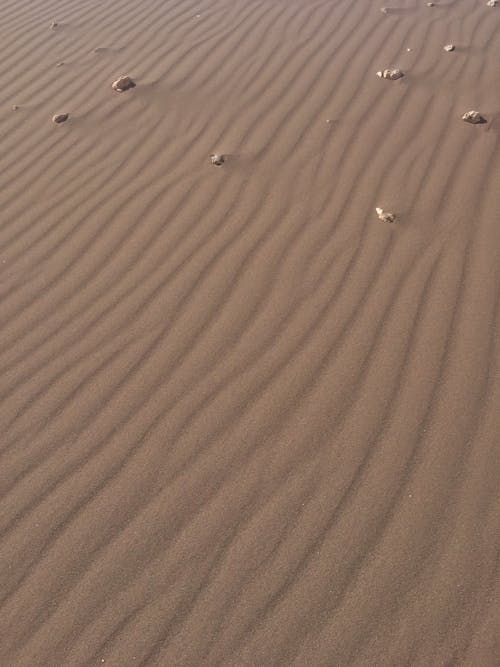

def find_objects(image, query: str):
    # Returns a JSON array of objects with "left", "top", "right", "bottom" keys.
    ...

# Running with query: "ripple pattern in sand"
[{"left": 0, "top": 0, "right": 499, "bottom": 665}]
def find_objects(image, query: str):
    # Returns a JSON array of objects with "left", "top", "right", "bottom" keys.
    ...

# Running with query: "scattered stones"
[
  {"left": 443, "top": 44, "right": 455, "bottom": 52},
  {"left": 111, "top": 75, "right": 136, "bottom": 92},
  {"left": 486, "top": 0, "right": 497, "bottom": 7},
  {"left": 462, "top": 110, "right": 484, "bottom": 124},
  {"left": 377, "top": 68, "right": 404, "bottom": 80},
  {"left": 376, "top": 207, "right": 396, "bottom": 223},
  {"left": 52, "top": 113, "right": 69, "bottom": 123},
  {"left": 210, "top": 154, "right": 224, "bottom": 166}
]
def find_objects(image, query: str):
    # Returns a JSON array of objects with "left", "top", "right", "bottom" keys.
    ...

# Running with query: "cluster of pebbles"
[
  {"left": 374, "top": 3, "right": 493, "bottom": 222},
  {"left": 50, "top": 74, "right": 137, "bottom": 124},
  {"left": 41, "top": 9, "right": 494, "bottom": 222}
]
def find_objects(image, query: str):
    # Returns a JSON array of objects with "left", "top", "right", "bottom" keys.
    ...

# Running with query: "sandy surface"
[{"left": 0, "top": 0, "right": 499, "bottom": 665}]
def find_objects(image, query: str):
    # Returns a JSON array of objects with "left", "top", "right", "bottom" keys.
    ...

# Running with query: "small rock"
[
  {"left": 376, "top": 207, "right": 395, "bottom": 223},
  {"left": 486, "top": 0, "right": 497, "bottom": 7},
  {"left": 12, "top": 105, "right": 19, "bottom": 111},
  {"left": 210, "top": 154, "right": 224, "bottom": 166},
  {"left": 55, "top": 61, "right": 65, "bottom": 67},
  {"left": 376, "top": 68, "right": 404, "bottom": 80},
  {"left": 52, "top": 113, "right": 69, "bottom": 123},
  {"left": 462, "top": 110, "right": 484, "bottom": 124},
  {"left": 51, "top": 21, "right": 58, "bottom": 29},
  {"left": 111, "top": 75, "right": 136, "bottom": 92},
  {"left": 380, "top": 7, "right": 389, "bottom": 14},
  {"left": 443, "top": 44, "right": 455, "bottom": 52},
  {"left": 426, "top": 2, "right": 434, "bottom": 6}
]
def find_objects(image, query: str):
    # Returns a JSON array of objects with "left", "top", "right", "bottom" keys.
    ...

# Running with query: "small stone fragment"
[
  {"left": 376, "top": 68, "right": 404, "bottom": 80},
  {"left": 486, "top": 0, "right": 497, "bottom": 7},
  {"left": 12, "top": 105, "right": 19, "bottom": 111},
  {"left": 380, "top": 7, "right": 389, "bottom": 14},
  {"left": 55, "top": 61, "right": 65, "bottom": 67},
  {"left": 111, "top": 75, "right": 136, "bottom": 92},
  {"left": 52, "top": 113, "right": 69, "bottom": 123},
  {"left": 376, "top": 207, "right": 395, "bottom": 223},
  {"left": 426, "top": 2, "right": 434, "bottom": 6},
  {"left": 51, "top": 21, "right": 58, "bottom": 30},
  {"left": 462, "top": 110, "right": 484, "bottom": 124},
  {"left": 443, "top": 44, "right": 455, "bottom": 52},
  {"left": 210, "top": 154, "right": 224, "bottom": 166}
]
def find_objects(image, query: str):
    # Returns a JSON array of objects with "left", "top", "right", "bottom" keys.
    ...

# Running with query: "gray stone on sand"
[
  {"left": 462, "top": 110, "right": 484, "bottom": 124},
  {"left": 52, "top": 113, "right": 69, "bottom": 123},
  {"left": 376, "top": 68, "right": 404, "bottom": 80},
  {"left": 111, "top": 75, "right": 136, "bottom": 92},
  {"left": 443, "top": 44, "right": 455, "bottom": 52},
  {"left": 51, "top": 21, "right": 58, "bottom": 30}
]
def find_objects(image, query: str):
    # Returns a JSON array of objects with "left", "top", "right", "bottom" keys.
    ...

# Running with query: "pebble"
[
  {"left": 112, "top": 75, "right": 136, "bottom": 92},
  {"left": 443, "top": 44, "right": 455, "bottom": 52},
  {"left": 462, "top": 110, "right": 484, "bottom": 124},
  {"left": 377, "top": 68, "right": 404, "bottom": 80},
  {"left": 52, "top": 113, "right": 69, "bottom": 123},
  {"left": 486, "top": 0, "right": 497, "bottom": 6},
  {"left": 376, "top": 207, "right": 396, "bottom": 223},
  {"left": 210, "top": 154, "right": 224, "bottom": 166}
]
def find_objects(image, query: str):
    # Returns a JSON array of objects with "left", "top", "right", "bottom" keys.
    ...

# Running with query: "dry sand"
[{"left": 1, "top": 0, "right": 499, "bottom": 665}]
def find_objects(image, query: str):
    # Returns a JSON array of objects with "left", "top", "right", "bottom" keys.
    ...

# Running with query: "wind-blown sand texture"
[{"left": 1, "top": 0, "right": 499, "bottom": 665}]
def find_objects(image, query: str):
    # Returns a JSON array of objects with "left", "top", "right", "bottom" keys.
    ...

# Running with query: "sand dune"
[{"left": 0, "top": 0, "right": 499, "bottom": 665}]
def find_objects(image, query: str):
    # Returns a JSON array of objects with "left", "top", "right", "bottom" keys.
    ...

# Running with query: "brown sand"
[{"left": 1, "top": 0, "right": 499, "bottom": 665}]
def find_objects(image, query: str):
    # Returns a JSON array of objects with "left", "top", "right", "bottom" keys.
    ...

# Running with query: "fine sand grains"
[{"left": 0, "top": 0, "right": 499, "bottom": 666}]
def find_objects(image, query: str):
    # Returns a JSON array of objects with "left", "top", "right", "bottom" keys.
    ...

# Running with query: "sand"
[{"left": 0, "top": 0, "right": 499, "bottom": 665}]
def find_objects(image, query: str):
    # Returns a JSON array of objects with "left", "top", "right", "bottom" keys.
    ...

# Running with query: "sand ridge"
[{"left": 0, "top": 0, "right": 499, "bottom": 665}]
